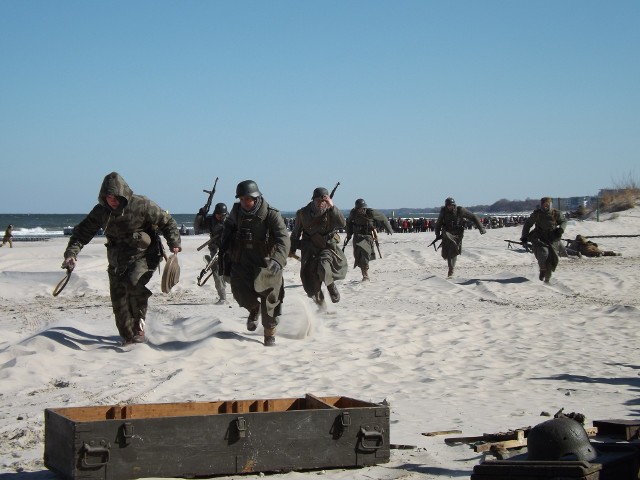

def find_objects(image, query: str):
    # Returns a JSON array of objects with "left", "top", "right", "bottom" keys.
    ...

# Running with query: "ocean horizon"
[{"left": 1, "top": 210, "right": 530, "bottom": 237}]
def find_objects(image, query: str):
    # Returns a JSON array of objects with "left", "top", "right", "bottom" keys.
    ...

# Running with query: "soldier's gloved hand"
[
  {"left": 479, "top": 227, "right": 486, "bottom": 235},
  {"left": 61, "top": 256, "right": 76, "bottom": 272},
  {"left": 265, "top": 258, "right": 282, "bottom": 274},
  {"left": 198, "top": 207, "right": 207, "bottom": 216}
]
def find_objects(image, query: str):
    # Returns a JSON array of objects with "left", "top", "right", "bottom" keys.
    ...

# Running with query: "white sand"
[{"left": 1, "top": 208, "right": 639, "bottom": 479}]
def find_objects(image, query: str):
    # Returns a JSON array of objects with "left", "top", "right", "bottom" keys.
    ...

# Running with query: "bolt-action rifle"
[
  {"left": 201, "top": 177, "right": 219, "bottom": 215},
  {"left": 329, "top": 181, "right": 340, "bottom": 199},
  {"left": 197, "top": 252, "right": 217, "bottom": 286},
  {"left": 427, "top": 237, "right": 441, "bottom": 251},
  {"left": 372, "top": 228, "right": 383, "bottom": 258},
  {"left": 504, "top": 239, "right": 531, "bottom": 252}
]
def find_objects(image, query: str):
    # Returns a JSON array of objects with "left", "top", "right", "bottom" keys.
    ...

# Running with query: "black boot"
[
  {"left": 247, "top": 307, "right": 259, "bottom": 331},
  {"left": 327, "top": 283, "right": 340, "bottom": 303}
]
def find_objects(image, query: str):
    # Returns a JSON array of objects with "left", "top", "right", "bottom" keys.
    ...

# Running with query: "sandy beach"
[{"left": 1, "top": 207, "right": 639, "bottom": 479}]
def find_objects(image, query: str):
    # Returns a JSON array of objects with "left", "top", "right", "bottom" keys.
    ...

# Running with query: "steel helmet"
[
  {"left": 527, "top": 417, "right": 597, "bottom": 462},
  {"left": 235, "top": 180, "right": 261, "bottom": 199},
  {"left": 312, "top": 187, "right": 329, "bottom": 199},
  {"left": 355, "top": 198, "right": 367, "bottom": 208},
  {"left": 445, "top": 197, "right": 456, "bottom": 207},
  {"left": 213, "top": 203, "right": 228, "bottom": 215}
]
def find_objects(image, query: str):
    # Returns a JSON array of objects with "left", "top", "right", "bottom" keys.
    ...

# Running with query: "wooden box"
[{"left": 44, "top": 393, "right": 390, "bottom": 479}]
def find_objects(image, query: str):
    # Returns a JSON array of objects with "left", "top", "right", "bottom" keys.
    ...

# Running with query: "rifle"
[
  {"left": 197, "top": 252, "right": 217, "bottom": 286},
  {"left": 372, "top": 228, "right": 383, "bottom": 258},
  {"left": 201, "top": 177, "right": 219, "bottom": 215},
  {"left": 504, "top": 239, "right": 530, "bottom": 252},
  {"left": 329, "top": 181, "right": 340, "bottom": 199},
  {"left": 342, "top": 236, "right": 351, "bottom": 252},
  {"left": 427, "top": 237, "right": 441, "bottom": 251}
]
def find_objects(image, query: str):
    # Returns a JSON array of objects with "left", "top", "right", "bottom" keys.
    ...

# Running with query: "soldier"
[
  {"left": 194, "top": 202, "right": 228, "bottom": 304},
  {"left": 1, "top": 224, "right": 13, "bottom": 248},
  {"left": 290, "top": 187, "right": 348, "bottom": 310},
  {"left": 344, "top": 198, "right": 393, "bottom": 281},
  {"left": 219, "top": 180, "right": 290, "bottom": 347},
  {"left": 61, "top": 172, "right": 182, "bottom": 345},
  {"left": 566, "top": 234, "right": 621, "bottom": 258},
  {"left": 521, "top": 197, "right": 567, "bottom": 283},
  {"left": 434, "top": 197, "right": 485, "bottom": 278}
]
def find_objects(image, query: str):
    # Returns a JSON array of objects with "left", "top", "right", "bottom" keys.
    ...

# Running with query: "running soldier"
[
  {"left": 194, "top": 202, "right": 228, "bottom": 304},
  {"left": 62, "top": 172, "right": 182, "bottom": 345},
  {"left": 290, "top": 187, "right": 348, "bottom": 309},
  {"left": 219, "top": 180, "right": 290, "bottom": 347},
  {"left": 433, "top": 197, "right": 485, "bottom": 278},
  {"left": 521, "top": 197, "right": 567, "bottom": 283},
  {"left": 344, "top": 198, "right": 392, "bottom": 281}
]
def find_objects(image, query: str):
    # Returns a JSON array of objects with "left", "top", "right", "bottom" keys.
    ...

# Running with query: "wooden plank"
[{"left": 305, "top": 393, "right": 338, "bottom": 409}]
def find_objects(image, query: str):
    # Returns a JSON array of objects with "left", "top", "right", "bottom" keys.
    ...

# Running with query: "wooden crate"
[{"left": 44, "top": 393, "right": 389, "bottom": 479}]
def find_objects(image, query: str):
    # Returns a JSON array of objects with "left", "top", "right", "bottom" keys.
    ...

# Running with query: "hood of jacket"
[{"left": 98, "top": 172, "right": 133, "bottom": 213}]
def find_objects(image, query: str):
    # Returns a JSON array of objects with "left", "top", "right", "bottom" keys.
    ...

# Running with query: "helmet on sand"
[
  {"left": 527, "top": 417, "right": 597, "bottom": 462},
  {"left": 312, "top": 187, "right": 329, "bottom": 199},
  {"left": 445, "top": 197, "right": 456, "bottom": 207},
  {"left": 235, "top": 180, "right": 261, "bottom": 199},
  {"left": 355, "top": 198, "right": 367, "bottom": 208},
  {"left": 213, "top": 203, "right": 228, "bottom": 215}
]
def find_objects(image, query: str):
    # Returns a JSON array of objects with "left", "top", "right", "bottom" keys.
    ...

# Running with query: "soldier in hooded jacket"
[
  {"left": 521, "top": 197, "right": 567, "bottom": 282},
  {"left": 290, "top": 187, "right": 348, "bottom": 309},
  {"left": 194, "top": 202, "right": 228, "bottom": 303},
  {"left": 219, "top": 180, "right": 290, "bottom": 347},
  {"left": 434, "top": 197, "right": 485, "bottom": 278},
  {"left": 62, "top": 172, "right": 182, "bottom": 345},
  {"left": 344, "top": 198, "right": 393, "bottom": 281}
]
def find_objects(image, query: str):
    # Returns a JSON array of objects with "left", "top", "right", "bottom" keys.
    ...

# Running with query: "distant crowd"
[{"left": 282, "top": 214, "right": 532, "bottom": 234}]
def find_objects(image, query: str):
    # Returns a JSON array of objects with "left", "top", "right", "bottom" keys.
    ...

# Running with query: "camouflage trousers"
[{"left": 108, "top": 265, "right": 154, "bottom": 341}]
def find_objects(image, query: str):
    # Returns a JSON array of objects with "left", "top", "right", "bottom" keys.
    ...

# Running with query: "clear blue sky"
[{"left": 1, "top": 1, "right": 638, "bottom": 214}]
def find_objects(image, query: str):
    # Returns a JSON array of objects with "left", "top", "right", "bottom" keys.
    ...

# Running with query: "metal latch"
[
  {"left": 236, "top": 416, "right": 247, "bottom": 438},
  {"left": 340, "top": 412, "right": 351, "bottom": 428}
]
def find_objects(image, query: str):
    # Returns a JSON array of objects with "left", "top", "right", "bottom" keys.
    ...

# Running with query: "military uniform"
[
  {"left": 290, "top": 190, "right": 348, "bottom": 307},
  {"left": 434, "top": 198, "right": 485, "bottom": 277},
  {"left": 220, "top": 182, "right": 290, "bottom": 346},
  {"left": 345, "top": 199, "right": 392, "bottom": 280},
  {"left": 63, "top": 172, "right": 181, "bottom": 344},
  {"left": 566, "top": 235, "right": 620, "bottom": 257},
  {"left": 521, "top": 197, "right": 567, "bottom": 282},
  {"left": 194, "top": 204, "right": 227, "bottom": 302}
]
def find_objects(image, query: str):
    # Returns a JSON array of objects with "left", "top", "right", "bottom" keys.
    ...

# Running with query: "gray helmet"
[
  {"left": 235, "top": 180, "right": 261, "bottom": 199},
  {"left": 527, "top": 418, "right": 597, "bottom": 462},
  {"left": 312, "top": 187, "right": 329, "bottom": 199},
  {"left": 445, "top": 197, "right": 456, "bottom": 207},
  {"left": 213, "top": 203, "right": 228, "bottom": 215},
  {"left": 355, "top": 198, "right": 367, "bottom": 208}
]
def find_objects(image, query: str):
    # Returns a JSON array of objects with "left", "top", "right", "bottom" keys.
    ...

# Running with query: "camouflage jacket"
[{"left": 64, "top": 172, "right": 181, "bottom": 271}]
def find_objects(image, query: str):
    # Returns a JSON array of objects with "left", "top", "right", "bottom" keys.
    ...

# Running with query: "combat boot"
[
  {"left": 539, "top": 270, "right": 546, "bottom": 281},
  {"left": 132, "top": 318, "right": 146, "bottom": 343},
  {"left": 247, "top": 307, "right": 259, "bottom": 331},
  {"left": 312, "top": 291, "right": 326, "bottom": 311},
  {"left": 264, "top": 327, "right": 276, "bottom": 347},
  {"left": 327, "top": 283, "right": 340, "bottom": 303},
  {"left": 361, "top": 267, "right": 370, "bottom": 281},
  {"left": 447, "top": 267, "right": 454, "bottom": 278},
  {"left": 544, "top": 270, "right": 552, "bottom": 283}
]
